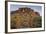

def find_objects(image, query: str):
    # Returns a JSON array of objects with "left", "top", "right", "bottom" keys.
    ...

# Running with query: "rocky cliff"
[{"left": 11, "top": 7, "right": 42, "bottom": 29}]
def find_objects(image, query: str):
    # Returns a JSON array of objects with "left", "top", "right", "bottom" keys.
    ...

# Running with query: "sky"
[{"left": 10, "top": 4, "right": 42, "bottom": 16}]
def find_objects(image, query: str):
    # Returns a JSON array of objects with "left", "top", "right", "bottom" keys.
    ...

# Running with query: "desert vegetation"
[{"left": 10, "top": 7, "right": 42, "bottom": 29}]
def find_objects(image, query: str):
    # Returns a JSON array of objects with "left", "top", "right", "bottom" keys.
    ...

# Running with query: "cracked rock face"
[{"left": 11, "top": 7, "right": 41, "bottom": 29}]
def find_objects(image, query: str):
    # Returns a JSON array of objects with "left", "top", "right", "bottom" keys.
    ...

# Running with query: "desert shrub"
[
  {"left": 11, "top": 16, "right": 16, "bottom": 29},
  {"left": 32, "top": 16, "right": 42, "bottom": 28}
]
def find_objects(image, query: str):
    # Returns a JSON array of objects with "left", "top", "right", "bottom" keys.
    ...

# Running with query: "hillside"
[{"left": 11, "top": 7, "right": 42, "bottom": 29}]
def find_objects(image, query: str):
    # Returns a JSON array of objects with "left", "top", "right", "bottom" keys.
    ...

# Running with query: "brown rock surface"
[{"left": 11, "top": 7, "right": 41, "bottom": 29}]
